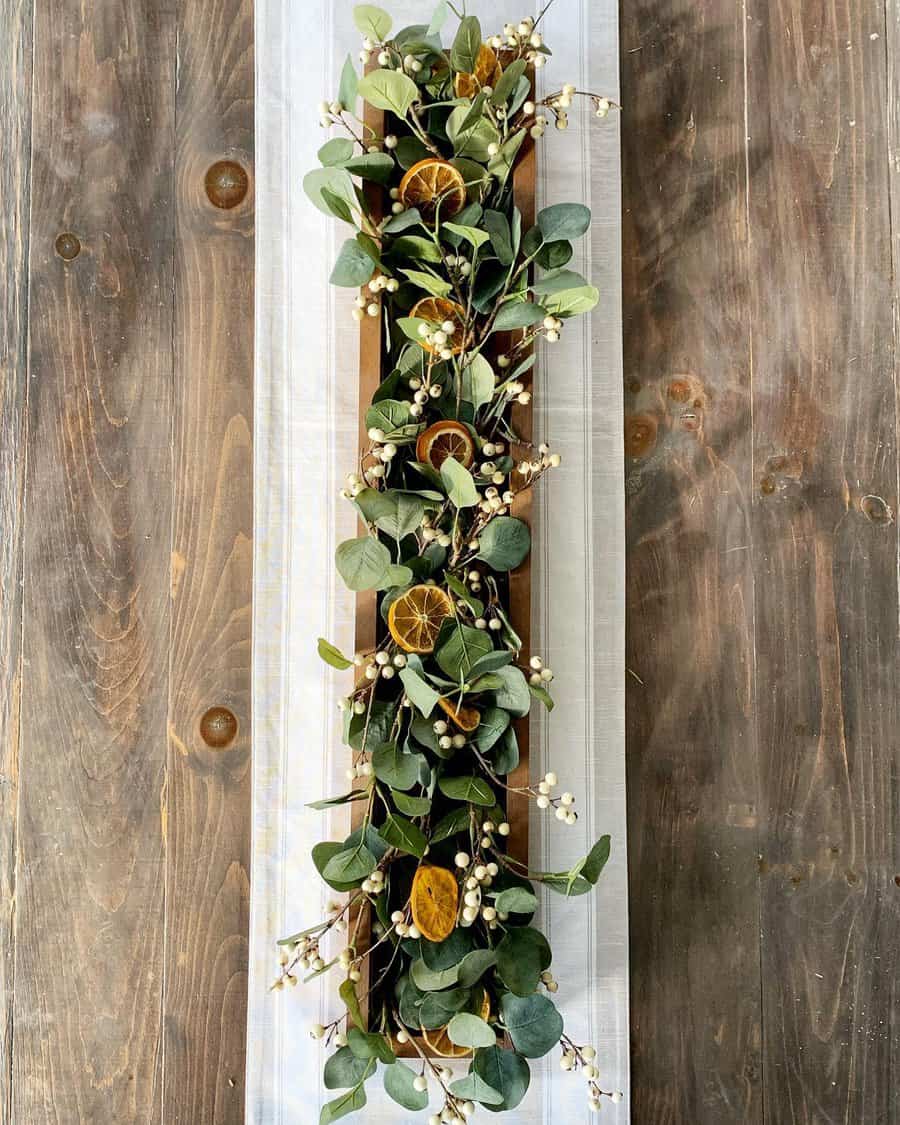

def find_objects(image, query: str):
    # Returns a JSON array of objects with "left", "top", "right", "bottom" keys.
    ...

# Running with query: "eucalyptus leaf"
[
  {"left": 322, "top": 843, "right": 377, "bottom": 883},
  {"left": 339, "top": 977, "right": 364, "bottom": 1029},
  {"left": 582, "top": 835, "right": 612, "bottom": 883},
  {"left": 380, "top": 811, "right": 427, "bottom": 857},
  {"left": 450, "top": 15, "right": 481, "bottom": 73},
  {"left": 419, "top": 987, "right": 470, "bottom": 1028},
  {"left": 496, "top": 926, "right": 551, "bottom": 996},
  {"left": 449, "top": 1072, "right": 504, "bottom": 1106},
  {"left": 493, "top": 886, "right": 538, "bottom": 914},
  {"left": 487, "top": 129, "right": 525, "bottom": 186},
  {"left": 340, "top": 152, "right": 395, "bottom": 184},
  {"left": 372, "top": 742, "right": 423, "bottom": 791},
  {"left": 306, "top": 790, "right": 367, "bottom": 811},
  {"left": 348, "top": 1027, "right": 396, "bottom": 1064},
  {"left": 500, "top": 993, "right": 564, "bottom": 1059},
  {"left": 483, "top": 209, "right": 514, "bottom": 265},
  {"left": 457, "top": 948, "right": 497, "bottom": 988},
  {"left": 330, "top": 238, "right": 377, "bottom": 287},
  {"left": 317, "top": 636, "right": 353, "bottom": 670},
  {"left": 439, "top": 774, "right": 495, "bottom": 806},
  {"left": 370, "top": 490, "right": 425, "bottom": 540},
  {"left": 472, "top": 1046, "right": 531, "bottom": 1111},
  {"left": 319, "top": 137, "right": 355, "bottom": 166},
  {"left": 391, "top": 789, "right": 431, "bottom": 816},
  {"left": 447, "top": 1013, "right": 497, "bottom": 1049},
  {"left": 304, "top": 166, "right": 357, "bottom": 219},
  {"left": 436, "top": 623, "right": 493, "bottom": 680},
  {"left": 401, "top": 267, "right": 453, "bottom": 298},
  {"left": 492, "top": 300, "right": 546, "bottom": 331},
  {"left": 473, "top": 705, "right": 509, "bottom": 751},
  {"left": 383, "top": 1061, "right": 429, "bottom": 1111},
  {"left": 384, "top": 207, "right": 424, "bottom": 233},
  {"left": 528, "top": 683, "right": 554, "bottom": 711},
  {"left": 541, "top": 284, "right": 600, "bottom": 319},
  {"left": 358, "top": 69, "right": 419, "bottom": 116},
  {"left": 421, "top": 927, "right": 474, "bottom": 970},
  {"left": 491, "top": 665, "right": 531, "bottom": 717},
  {"left": 537, "top": 202, "right": 592, "bottom": 243},
  {"left": 388, "top": 235, "right": 442, "bottom": 262},
  {"left": 411, "top": 957, "right": 460, "bottom": 992},
  {"left": 335, "top": 535, "right": 391, "bottom": 591},
  {"left": 353, "top": 4, "right": 392, "bottom": 41},
  {"left": 324, "top": 1046, "right": 371, "bottom": 1090},
  {"left": 338, "top": 55, "right": 358, "bottom": 110},
  {"left": 319, "top": 1080, "right": 369, "bottom": 1125},
  {"left": 490, "top": 58, "right": 527, "bottom": 106},
  {"left": 399, "top": 666, "right": 441, "bottom": 717},
  {"left": 477, "top": 516, "right": 531, "bottom": 571},
  {"left": 427, "top": 0, "right": 449, "bottom": 36},
  {"left": 446, "top": 104, "right": 500, "bottom": 162},
  {"left": 530, "top": 268, "right": 589, "bottom": 295},
  {"left": 441, "top": 456, "right": 479, "bottom": 508},
  {"left": 443, "top": 222, "right": 491, "bottom": 250},
  {"left": 430, "top": 806, "right": 471, "bottom": 843}
]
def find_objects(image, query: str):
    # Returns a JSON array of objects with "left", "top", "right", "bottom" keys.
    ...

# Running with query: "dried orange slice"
[
  {"left": 422, "top": 991, "right": 492, "bottom": 1058},
  {"left": 399, "top": 158, "right": 467, "bottom": 223},
  {"left": 416, "top": 420, "right": 476, "bottom": 471},
  {"left": 438, "top": 697, "right": 480, "bottom": 733},
  {"left": 388, "top": 584, "right": 455, "bottom": 654},
  {"left": 411, "top": 864, "right": 459, "bottom": 943},
  {"left": 454, "top": 43, "right": 502, "bottom": 99},
  {"left": 409, "top": 297, "right": 467, "bottom": 355}
]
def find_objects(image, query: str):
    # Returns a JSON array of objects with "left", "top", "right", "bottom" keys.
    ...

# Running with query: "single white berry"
[
  {"left": 413, "top": 1075, "right": 428, "bottom": 1092},
  {"left": 455, "top": 852, "right": 470, "bottom": 868}
]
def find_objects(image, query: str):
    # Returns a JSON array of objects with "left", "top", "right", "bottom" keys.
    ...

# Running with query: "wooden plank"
[
  {"left": 0, "top": 0, "right": 32, "bottom": 1114},
  {"left": 620, "top": 2, "right": 763, "bottom": 1120},
  {"left": 163, "top": 0, "right": 254, "bottom": 1117},
  {"left": 13, "top": 0, "right": 175, "bottom": 1119},
  {"left": 749, "top": 2, "right": 900, "bottom": 1120}
]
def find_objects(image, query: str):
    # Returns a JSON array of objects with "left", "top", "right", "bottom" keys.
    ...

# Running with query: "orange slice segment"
[
  {"left": 438, "top": 697, "right": 481, "bottom": 733},
  {"left": 409, "top": 297, "right": 467, "bottom": 355},
  {"left": 454, "top": 43, "right": 502, "bottom": 99},
  {"left": 388, "top": 584, "right": 455, "bottom": 654},
  {"left": 398, "top": 158, "right": 467, "bottom": 223},
  {"left": 415, "top": 419, "right": 476, "bottom": 472},
  {"left": 410, "top": 864, "right": 459, "bottom": 943}
]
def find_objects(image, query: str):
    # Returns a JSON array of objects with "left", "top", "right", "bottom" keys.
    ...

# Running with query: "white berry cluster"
[
  {"left": 416, "top": 317, "right": 459, "bottom": 363},
  {"left": 316, "top": 98, "right": 345, "bottom": 128},
  {"left": 487, "top": 17, "right": 546, "bottom": 67},
  {"left": 542, "top": 313, "right": 563, "bottom": 342},
  {"left": 445, "top": 253, "right": 472, "bottom": 279},
  {"left": 559, "top": 1038, "right": 624, "bottom": 1111},
  {"left": 390, "top": 907, "right": 422, "bottom": 941},
  {"left": 533, "top": 770, "right": 578, "bottom": 826},
  {"left": 516, "top": 442, "right": 562, "bottom": 480},
  {"left": 387, "top": 186, "right": 407, "bottom": 215},
  {"left": 419, "top": 512, "right": 454, "bottom": 548},
  {"left": 433, "top": 718, "right": 468, "bottom": 752},
  {"left": 455, "top": 852, "right": 503, "bottom": 927},
  {"left": 527, "top": 653, "right": 555, "bottom": 687},
  {"left": 351, "top": 274, "right": 400, "bottom": 323}
]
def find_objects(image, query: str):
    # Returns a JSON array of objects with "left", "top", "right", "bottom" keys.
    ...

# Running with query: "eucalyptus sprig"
[{"left": 286, "top": 4, "right": 622, "bottom": 1121}]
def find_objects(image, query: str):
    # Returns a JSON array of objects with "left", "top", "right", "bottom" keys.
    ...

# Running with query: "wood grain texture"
[
  {"left": 621, "top": 1, "right": 762, "bottom": 1120},
  {"left": 164, "top": 0, "right": 254, "bottom": 1120},
  {"left": 749, "top": 2, "right": 899, "bottom": 1120},
  {"left": 14, "top": 0, "right": 176, "bottom": 1120},
  {"left": 0, "top": 0, "right": 32, "bottom": 1115}
]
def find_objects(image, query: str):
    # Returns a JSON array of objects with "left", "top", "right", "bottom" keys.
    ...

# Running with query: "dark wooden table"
[
  {"left": 1, "top": 0, "right": 897, "bottom": 1122},
  {"left": 622, "top": 1, "right": 899, "bottom": 1122}
]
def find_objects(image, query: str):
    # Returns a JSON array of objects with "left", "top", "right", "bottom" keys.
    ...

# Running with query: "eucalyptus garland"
[{"left": 275, "top": 4, "right": 621, "bottom": 1121}]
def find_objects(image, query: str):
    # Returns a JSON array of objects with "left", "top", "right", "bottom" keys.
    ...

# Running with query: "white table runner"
[{"left": 249, "top": 2, "right": 627, "bottom": 1119}]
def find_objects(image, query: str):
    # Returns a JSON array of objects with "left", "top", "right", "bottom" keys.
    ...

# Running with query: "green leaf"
[
  {"left": 436, "top": 623, "right": 493, "bottom": 680},
  {"left": 500, "top": 993, "right": 563, "bottom": 1058},
  {"left": 419, "top": 987, "right": 470, "bottom": 1028},
  {"left": 401, "top": 267, "right": 452, "bottom": 298},
  {"left": 384, "top": 207, "right": 423, "bottom": 233},
  {"left": 445, "top": 573, "right": 484, "bottom": 617},
  {"left": 383, "top": 1061, "right": 429, "bottom": 1111},
  {"left": 372, "top": 741, "right": 423, "bottom": 791},
  {"left": 491, "top": 726, "right": 519, "bottom": 774},
  {"left": 387, "top": 234, "right": 442, "bottom": 262},
  {"left": 411, "top": 957, "right": 460, "bottom": 992},
  {"left": 427, "top": 0, "right": 449, "bottom": 36},
  {"left": 391, "top": 790, "right": 431, "bottom": 816},
  {"left": 379, "top": 563, "right": 414, "bottom": 590},
  {"left": 358, "top": 69, "right": 419, "bottom": 116},
  {"left": 330, "top": 238, "right": 377, "bottom": 287},
  {"left": 312, "top": 841, "right": 356, "bottom": 891},
  {"left": 364, "top": 398, "right": 412, "bottom": 433},
  {"left": 320, "top": 1080, "right": 369, "bottom": 1125},
  {"left": 472, "top": 1046, "right": 531, "bottom": 1111},
  {"left": 353, "top": 4, "right": 392, "bottom": 41},
  {"left": 492, "top": 300, "right": 546, "bottom": 331},
  {"left": 531, "top": 268, "right": 588, "bottom": 295},
  {"left": 450, "top": 1072, "right": 504, "bottom": 1106},
  {"left": 441, "top": 456, "right": 479, "bottom": 508},
  {"left": 369, "top": 490, "right": 425, "bottom": 540},
  {"left": 348, "top": 1027, "right": 396, "bottom": 1064},
  {"left": 477, "top": 516, "right": 531, "bottom": 571},
  {"left": 461, "top": 353, "right": 496, "bottom": 411},
  {"left": 490, "top": 58, "right": 527, "bottom": 105},
  {"left": 306, "top": 790, "right": 367, "bottom": 811},
  {"left": 421, "top": 927, "right": 474, "bottom": 970},
  {"left": 395, "top": 134, "right": 431, "bottom": 170},
  {"left": 303, "top": 167, "right": 357, "bottom": 219},
  {"left": 446, "top": 105, "right": 501, "bottom": 162},
  {"left": 496, "top": 926, "right": 551, "bottom": 995},
  {"left": 430, "top": 806, "right": 471, "bottom": 843},
  {"left": 317, "top": 637, "right": 353, "bottom": 670},
  {"left": 582, "top": 835, "right": 611, "bottom": 883},
  {"left": 338, "top": 55, "right": 359, "bottom": 110},
  {"left": 473, "top": 705, "right": 509, "bottom": 752},
  {"left": 491, "top": 665, "right": 531, "bottom": 717},
  {"left": 399, "top": 666, "right": 442, "bottom": 717},
  {"left": 487, "top": 129, "right": 525, "bottom": 186},
  {"left": 536, "top": 238, "right": 573, "bottom": 270},
  {"left": 493, "top": 885, "right": 538, "bottom": 914},
  {"left": 483, "top": 209, "right": 514, "bottom": 265},
  {"left": 457, "top": 948, "right": 497, "bottom": 988},
  {"left": 324, "top": 1046, "right": 371, "bottom": 1089},
  {"left": 319, "top": 137, "right": 355, "bottom": 166},
  {"left": 339, "top": 978, "right": 364, "bottom": 1029},
  {"left": 381, "top": 811, "right": 427, "bottom": 857},
  {"left": 448, "top": 1012, "right": 497, "bottom": 1049},
  {"left": 541, "top": 872, "right": 593, "bottom": 896},
  {"left": 541, "top": 285, "right": 600, "bottom": 319},
  {"left": 439, "top": 774, "right": 495, "bottom": 806},
  {"left": 467, "top": 649, "right": 514, "bottom": 678},
  {"left": 340, "top": 152, "right": 395, "bottom": 184},
  {"left": 322, "top": 843, "right": 377, "bottom": 883},
  {"left": 537, "top": 202, "right": 592, "bottom": 243},
  {"left": 450, "top": 15, "right": 481, "bottom": 73},
  {"left": 455, "top": 91, "right": 489, "bottom": 136},
  {"left": 443, "top": 222, "right": 491, "bottom": 250},
  {"left": 335, "top": 535, "right": 391, "bottom": 591},
  {"left": 396, "top": 316, "right": 430, "bottom": 344},
  {"left": 528, "top": 683, "right": 554, "bottom": 711}
]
